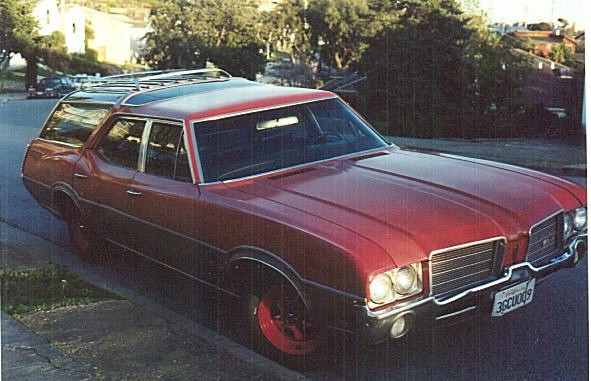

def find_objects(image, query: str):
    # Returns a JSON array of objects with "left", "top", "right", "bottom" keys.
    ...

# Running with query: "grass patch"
[
  {"left": 1, "top": 266, "right": 120, "bottom": 315},
  {"left": 0, "top": 72, "right": 25, "bottom": 92}
]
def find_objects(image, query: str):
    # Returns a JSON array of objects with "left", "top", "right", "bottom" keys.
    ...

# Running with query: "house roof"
[{"left": 512, "top": 30, "right": 578, "bottom": 46}]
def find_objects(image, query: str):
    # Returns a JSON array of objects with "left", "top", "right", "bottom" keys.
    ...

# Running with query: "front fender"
[{"left": 225, "top": 245, "right": 310, "bottom": 310}]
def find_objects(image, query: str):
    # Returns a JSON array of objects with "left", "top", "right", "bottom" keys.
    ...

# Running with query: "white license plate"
[{"left": 491, "top": 279, "right": 536, "bottom": 317}]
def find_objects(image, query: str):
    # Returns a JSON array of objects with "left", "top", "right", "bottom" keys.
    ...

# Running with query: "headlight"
[
  {"left": 393, "top": 266, "right": 418, "bottom": 294},
  {"left": 573, "top": 207, "right": 587, "bottom": 230},
  {"left": 369, "top": 273, "right": 393, "bottom": 304},
  {"left": 368, "top": 263, "right": 422, "bottom": 307},
  {"left": 564, "top": 212, "right": 574, "bottom": 239}
]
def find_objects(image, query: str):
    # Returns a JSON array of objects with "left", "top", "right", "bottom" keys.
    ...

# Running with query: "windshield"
[{"left": 194, "top": 98, "right": 389, "bottom": 182}]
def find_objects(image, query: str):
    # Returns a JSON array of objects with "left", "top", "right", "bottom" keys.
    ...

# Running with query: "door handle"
[
  {"left": 74, "top": 173, "right": 88, "bottom": 179},
  {"left": 126, "top": 190, "right": 143, "bottom": 196}
]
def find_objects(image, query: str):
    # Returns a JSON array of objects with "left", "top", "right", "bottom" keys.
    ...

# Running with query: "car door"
[
  {"left": 125, "top": 121, "right": 218, "bottom": 283},
  {"left": 73, "top": 117, "right": 146, "bottom": 248}
]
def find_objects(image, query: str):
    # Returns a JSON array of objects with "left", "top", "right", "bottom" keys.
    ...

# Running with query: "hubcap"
[{"left": 257, "top": 287, "right": 321, "bottom": 355}]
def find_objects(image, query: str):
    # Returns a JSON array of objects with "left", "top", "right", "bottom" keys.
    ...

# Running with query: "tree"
[
  {"left": 358, "top": 0, "right": 527, "bottom": 138},
  {"left": 144, "top": 1, "right": 202, "bottom": 69},
  {"left": 359, "top": 0, "right": 474, "bottom": 137},
  {"left": 0, "top": 0, "right": 39, "bottom": 87},
  {"left": 260, "top": 0, "right": 311, "bottom": 63},
  {"left": 464, "top": 14, "right": 527, "bottom": 134},
  {"left": 306, "top": 0, "right": 373, "bottom": 71},
  {"left": 144, "top": 0, "right": 266, "bottom": 79},
  {"left": 39, "top": 31, "right": 70, "bottom": 74},
  {"left": 549, "top": 43, "right": 574, "bottom": 65}
]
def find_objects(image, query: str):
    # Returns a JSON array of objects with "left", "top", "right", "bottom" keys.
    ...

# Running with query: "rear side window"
[
  {"left": 39, "top": 102, "right": 109, "bottom": 146},
  {"left": 96, "top": 118, "right": 146, "bottom": 169},
  {"left": 145, "top": 122, "right": 192, "bottom": 182}
]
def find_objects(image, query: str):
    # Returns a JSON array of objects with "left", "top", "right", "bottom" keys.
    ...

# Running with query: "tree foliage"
[
  {"left": 0, "top": 0, "right": 37, "bottom": 66},
  {"left": 144, "top": 0, "right": 266, "bottom": 79},
  {"left": 357, "top": 0, "right": 527, "bottom": 137},
  {"left": 0, "top": 0, "right": 39, "bottom": 86},
  {"left": 549, "top": 43, "right": 574, "bottom": 65},
  {"left": 39, "top": 31, "right": 70, "bottom": 74},
  {"left": 260, "top": 0, "right": 311, "bottom": 63},
  {"left": 359, "top": 0, "right": 473, "bottom": 136},
  {"left": 306, "top": 0, "right": 372, "bottom": 70}
]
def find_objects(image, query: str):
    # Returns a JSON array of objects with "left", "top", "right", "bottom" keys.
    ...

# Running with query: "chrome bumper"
[{"left": 358, "top": 232, "right": 587, "bottom": 344}]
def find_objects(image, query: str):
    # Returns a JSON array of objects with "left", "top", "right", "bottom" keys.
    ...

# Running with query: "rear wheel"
[{"left": 64, "top": 205, "right": 103, "bottom": 261}]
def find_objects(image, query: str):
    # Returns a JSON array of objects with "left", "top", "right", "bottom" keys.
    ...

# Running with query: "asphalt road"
[{"left": 1, "top": 98, "right": 588, "bottom": 380}]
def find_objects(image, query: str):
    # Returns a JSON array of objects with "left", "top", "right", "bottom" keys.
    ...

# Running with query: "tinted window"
[
  {"left": 145, "top": 122, "right": 192, "bottom": 182},
  {"left": 195, "top": 98, "right": 387, "bottom": 182},
  {"left": 96, "top": 118, "right": 145, "bottom": 169},
  {"left": 39, "top": 103, "right": 109, "bottom": 146}
]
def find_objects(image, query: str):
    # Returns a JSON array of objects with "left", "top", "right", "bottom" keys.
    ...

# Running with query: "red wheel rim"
[{"left": 257, "top": 287, "right": 321, "bottom": 355}]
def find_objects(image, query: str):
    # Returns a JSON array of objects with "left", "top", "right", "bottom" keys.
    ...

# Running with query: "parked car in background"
[
  {"left": 69, "top": 74, "right": 98, "bottom": 89},
  {"left": 28, "top": 77, "right": 75, "bottom": 98},
  {"left": 21, "top": 68, "right": 587, "bottom": 365}
]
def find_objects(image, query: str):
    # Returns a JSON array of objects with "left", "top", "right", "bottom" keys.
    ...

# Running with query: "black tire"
[
  {"left": 64, "top": 204, "right": 104, "bottom": 262},
  {"left": 241, "top": 276, "right": 323, "bottom": 368}
]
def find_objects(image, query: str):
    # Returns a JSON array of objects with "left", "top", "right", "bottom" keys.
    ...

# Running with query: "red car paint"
[{"left": 22, "top": 72, "right": 587, "bottom": 356}]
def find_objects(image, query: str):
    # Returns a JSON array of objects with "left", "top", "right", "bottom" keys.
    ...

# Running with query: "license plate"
[{"left": 491, "top": 279, "right": 536, "bottom": 317}]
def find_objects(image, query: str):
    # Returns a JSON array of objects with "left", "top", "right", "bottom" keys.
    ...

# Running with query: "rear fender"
[{"left": 51, "top": 182, "right": 82, "bottom": 218}]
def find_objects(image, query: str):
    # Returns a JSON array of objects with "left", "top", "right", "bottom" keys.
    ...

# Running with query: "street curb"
[{"left": 0, "top": 221, "right": 307, "bottom": 381}]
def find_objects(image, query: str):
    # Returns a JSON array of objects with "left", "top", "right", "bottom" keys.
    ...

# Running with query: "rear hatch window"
[{"left": 39, "top": 103, "right": 110, "bottom": 146}]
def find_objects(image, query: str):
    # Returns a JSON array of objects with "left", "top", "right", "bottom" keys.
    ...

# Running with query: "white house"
[
  {"left": 29, "top": 0, "right": 150, "bottom": 65},
  {"left": 32, "top": 0, "right": 85, "bottom": 54},
  {"left": 61, "top": 5, "right": 85, "bottom": 54},
  {"left": 83, "top": 7, "right": 149, "bottom": 65}
]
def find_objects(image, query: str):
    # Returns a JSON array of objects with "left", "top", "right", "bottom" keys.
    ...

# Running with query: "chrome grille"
[
  {"left": 430, "top": 239, "right": 503, "bottom": 299},
  {"left": 526, "top": 213, "right": 562, "bottom": 266}
]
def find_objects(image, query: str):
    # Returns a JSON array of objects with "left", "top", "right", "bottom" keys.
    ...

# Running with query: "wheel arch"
[
  {"left": 51, "top": 182, "right": 81, "bottom": 218},
  {"left": 225, "top": 246, "right": 310, "bottom": 310}
]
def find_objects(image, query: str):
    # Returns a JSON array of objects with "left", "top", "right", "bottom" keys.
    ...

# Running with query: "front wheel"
[{"left": 244, "top": 282, "right": 323, "bottom": 365}]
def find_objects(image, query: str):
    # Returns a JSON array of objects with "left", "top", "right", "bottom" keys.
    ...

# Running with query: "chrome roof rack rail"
[
  {"left": 66, "top": 68, "right": 236, "bottom": 104},
  {"left": 81, "top": 68, "right": 232, "bottom": 91}
]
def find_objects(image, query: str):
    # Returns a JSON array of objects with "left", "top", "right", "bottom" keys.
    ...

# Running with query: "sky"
[{"left": 479, "top": 0, "right": 587, "bottom": 28}]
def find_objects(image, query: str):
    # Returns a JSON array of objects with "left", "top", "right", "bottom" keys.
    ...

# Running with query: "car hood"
[{"left": 224, "top": 147, "right": 584, "bottom": 269}]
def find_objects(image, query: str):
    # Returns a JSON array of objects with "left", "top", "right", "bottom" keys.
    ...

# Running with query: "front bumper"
[{"left": 357, "top": 231, "right": 587, "bottom": 344}]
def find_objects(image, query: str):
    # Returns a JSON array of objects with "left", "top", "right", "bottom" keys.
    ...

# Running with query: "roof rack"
[{"left": 80, "top": 68, "right": 232, "bottom": 92}]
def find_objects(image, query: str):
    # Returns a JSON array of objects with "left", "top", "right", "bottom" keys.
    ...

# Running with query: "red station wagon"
[{"left": 22, "top": 69, "right": 587, "bottom": 362}]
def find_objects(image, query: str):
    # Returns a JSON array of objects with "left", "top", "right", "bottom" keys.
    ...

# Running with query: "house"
[
  {"left": 82, "top": 7, "right": 149, "bottom": 65},
  {"left": 511, "top": 30, "right": 578, "bottom": 56},
  {"left": 31, "top": 1, "right": 150, "bottom": 66},
  {"left": 32, "top": 0, "right": 85, "bottom": 54}
]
